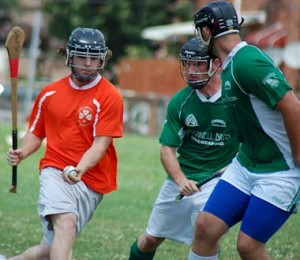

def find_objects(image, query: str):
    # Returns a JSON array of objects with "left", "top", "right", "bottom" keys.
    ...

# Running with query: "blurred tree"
[
  {"left": 0, "top": 0, "right": 19, "bottom": 43},
  {"left": 42, "top": 0, "right": 193, "bottom": 61}
]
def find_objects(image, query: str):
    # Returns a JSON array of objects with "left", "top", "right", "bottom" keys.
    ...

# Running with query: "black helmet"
[
  {"left": 194, "top": 1, "right": 242, "bottom": 49},
  {"left": 179, "top": 38, "right": 219, "bottom": 89},
  {"left": 194, "top": 1, "right": 241, "bottom": 38},
  {"left": 66, "top": 27, "right": 108, "bottom": 82}
]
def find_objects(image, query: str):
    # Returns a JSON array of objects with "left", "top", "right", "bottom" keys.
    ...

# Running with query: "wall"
[{"left": 117, "top": 58, "right": 186, "bottom": 136}]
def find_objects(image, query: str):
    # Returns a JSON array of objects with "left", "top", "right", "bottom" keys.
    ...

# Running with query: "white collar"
[
  {"left": 69, "top": 74, "right": 102, "bottom": 90},
  {"left": 196, "top": 88, "right": 222, "bottom": 103}
]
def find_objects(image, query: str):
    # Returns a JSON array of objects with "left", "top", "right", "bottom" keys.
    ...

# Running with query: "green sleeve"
[
  {"left": 159, "top": 94, "right": 184, "bottom": 147},
  {"left": 234, "top": 47, "right": 292, "bottom": 109}
]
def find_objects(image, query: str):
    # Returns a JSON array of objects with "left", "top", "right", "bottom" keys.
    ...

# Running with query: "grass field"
[{"left": 0, "top": 123, "right": 300, "bottom": 259}]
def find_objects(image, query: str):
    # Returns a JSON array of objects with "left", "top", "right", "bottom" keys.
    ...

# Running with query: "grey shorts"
[{"left": 38, "top": 167, "right": 103, "bottom": 245}]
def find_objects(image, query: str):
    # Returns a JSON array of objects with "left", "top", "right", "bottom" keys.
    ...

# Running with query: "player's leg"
[
  {"left": 137, "top": 233, "right": 165, "bottom": 252},
  {"left": 236, "top": 167, "right": 300, "bottom": 259},
  {"left": 129, "top": 235, "right": 164, "bottom": 260},
  {"left": 50, "top": 212, "right": 76, "bottom": 260},
  {"left": 7, "top": 239, "right": 50, "bottom": 260},
  {"left": 129, "top": 179, "right": 196, "bottom": 259},
  {"left": 237, "top": 195, "right": 292, "bottom": 259},
  {"left": 190, "top": 180, "right": 250, "bottom": 259},
  {"left": 39, "top": 167, "right": 103, "bottom": 259}
]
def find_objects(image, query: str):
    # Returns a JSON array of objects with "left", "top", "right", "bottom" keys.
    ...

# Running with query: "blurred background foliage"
[
  {"left": 0, "top": 0, "right": 194, "bottom": 61},
  {"left": 42, "top": 0, "right": 194, "bottom": 60}
]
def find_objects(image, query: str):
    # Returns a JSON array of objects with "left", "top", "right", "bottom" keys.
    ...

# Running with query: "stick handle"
[
  {"left": 175, "top": 172, "right": 223, "bottom": 203},
  {"left": 9, "top": 129, "right": 18, "bottom": 193},
  {"left": 9, "top": 65, "right": 18, "bottom": 193}
]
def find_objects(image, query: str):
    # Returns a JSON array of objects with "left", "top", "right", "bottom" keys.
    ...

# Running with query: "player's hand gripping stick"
[{"left": 175, "top": 172, "right": 223, "bottom": 203}]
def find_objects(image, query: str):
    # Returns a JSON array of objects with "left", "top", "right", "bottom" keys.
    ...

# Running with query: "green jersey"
[
  {"left": 222, "top": 42, "right": 293, "bottom": 173},
  {"left": 159, "top": 86, "right": 239, "bottom": 183}
]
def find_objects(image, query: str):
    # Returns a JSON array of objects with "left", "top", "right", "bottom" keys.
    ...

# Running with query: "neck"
[
  {"left": 214, "top": 33, "right": 242, "bottom": 64},
  {"left": 199, "top": 72, "right": 221, "bottom": 97}
]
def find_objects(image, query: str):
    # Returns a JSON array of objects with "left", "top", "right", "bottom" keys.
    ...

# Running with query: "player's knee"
[
  {"left": 194, "top": 215, "right": 211, "bottom": 240},
  {"left": 51, "top": 213, "right": 77, "bottom": 239},
  {"left": 39, "top": 246, "right": 50, "bottom": 259},
  {"left": 237, "top": 239, "right": 251, "bottom": 256},
  {"left": 237, "top": 234, "right": 265, "bottom": 257}
]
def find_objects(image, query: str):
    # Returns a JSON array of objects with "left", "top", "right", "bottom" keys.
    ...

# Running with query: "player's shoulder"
[
  {"left": 35, "top": 76, "right": 69, "bottom": 98},
  {"left": 237, "top": 44, "right": 269, "bottom": 63},
  {"left": 99, "top": 77, "right": 119, "bottom": 92},
  {"left": 96, "top": 76, "right": 123, "bottom": 102},
  {"left": 171, "top": 86, "right": 194, "bottom": 101},
  {"left": 168, "top": 87, "right": 195, "bottom": 108},
  {"left": 42, "top": 76, "right": 69, "bottom": 91}
]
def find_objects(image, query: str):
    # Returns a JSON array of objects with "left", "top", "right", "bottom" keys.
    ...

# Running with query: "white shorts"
[
  {"left": 222, "top": 158, "right": 300, "bottom": 212},
  {"left": 38, "top": 167, "right": 103, "bottom": 245},
  {"left": 146, "top": 178, "right": 219, "bottom": 245}
]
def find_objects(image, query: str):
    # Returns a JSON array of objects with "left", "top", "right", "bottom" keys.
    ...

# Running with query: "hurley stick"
[{"left": 5, "top": 26, "right": 25, "bottom": 193}]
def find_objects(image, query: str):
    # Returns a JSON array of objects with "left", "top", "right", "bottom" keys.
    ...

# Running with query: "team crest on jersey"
[
  {"left": 262, "top": 72, "right": 279, "bottom": 88},
  {"left": 224, "top": 81, "right": 232, "bottom": 90},
  {"left": 78, "top": 106, "right": 93, "bottom": 126},
  {"left": 185, "top": 114, "right": 198, "bottom": 127}
]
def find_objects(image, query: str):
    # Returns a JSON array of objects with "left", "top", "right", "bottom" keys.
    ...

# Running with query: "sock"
[
  {"left": 188, "top": 249, "right": 218, "bottom": 260},
  {"left": 129, "top": 239, "right": 156, "bottom": 260}
]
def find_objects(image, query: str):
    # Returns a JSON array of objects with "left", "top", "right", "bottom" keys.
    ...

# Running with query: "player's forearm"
[
  {"left": 285, "top": 118, "right": 300, "bottom": 166},
  {"left": 160, "top": 146, "right": 188, "bottom": 185},
  {"left": 276, "top": 91, "right": 300, "bottom": 166},
  {"left": 76, "top": 136, "right": 112, "bottom": 174},
  {"left": 76, "top": 149, "right": 103, "bottom": 174},
  {"left": 20, "top": 131, "right": 43, "bottom": 160}
]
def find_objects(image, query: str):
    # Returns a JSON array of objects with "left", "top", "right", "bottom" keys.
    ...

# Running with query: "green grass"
[{"left": 0, "top": 123, "right": 300, "bottom": 259}]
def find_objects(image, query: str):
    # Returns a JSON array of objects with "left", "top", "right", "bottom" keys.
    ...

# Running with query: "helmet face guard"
[
  {"left": 179, "top": 38, "right": 219, "bottom": 89},
  {"left": 194, "top": 1, "right": 242, "bottom": 52},
  {"left": 66, "top": 27, "right": 108, "bottom": 83}
]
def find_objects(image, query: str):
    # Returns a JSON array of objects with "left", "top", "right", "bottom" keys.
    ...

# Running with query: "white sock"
[{"left": 188, "top": 249, "right": 218, "bottom": 260}]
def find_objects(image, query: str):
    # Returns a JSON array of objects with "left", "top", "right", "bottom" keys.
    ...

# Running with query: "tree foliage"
[
  {"left": 42, "top": 0, "right": 194, "bottom": 60},
  {"left": 0, "top": 0, "right": 20, "bottom": 43}
]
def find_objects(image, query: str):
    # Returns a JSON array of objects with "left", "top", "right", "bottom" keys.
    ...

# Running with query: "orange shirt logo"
[{"left": 78, "top": 106, "right": 93, "bottom": 126}]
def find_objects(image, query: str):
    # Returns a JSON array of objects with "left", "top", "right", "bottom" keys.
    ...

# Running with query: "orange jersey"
[{"left": 29, "top": 75, "right": 123, "bottom": 194}]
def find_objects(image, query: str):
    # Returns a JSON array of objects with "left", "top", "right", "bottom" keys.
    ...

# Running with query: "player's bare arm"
[
  {"left": 70, "top": 136, "right": 112, "bottom": 181},
  {"left": 7, "top": 131, "right": 43, "bottom": 166},
  {"left": 160, "top": 145, "right": 198, "bottom": 196},
  {"left": 276, "top": 90, "right": 300, "bottom": 166}
]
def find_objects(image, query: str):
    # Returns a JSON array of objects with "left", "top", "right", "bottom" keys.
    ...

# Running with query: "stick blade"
[{"left": 5, "top": 26, "right": 25, "bottom": 59}]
